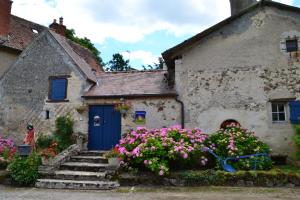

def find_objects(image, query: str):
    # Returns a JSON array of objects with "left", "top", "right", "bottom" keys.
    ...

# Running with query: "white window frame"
[{"left": 271, "top": 102, "right": 287, "bottom": 123}]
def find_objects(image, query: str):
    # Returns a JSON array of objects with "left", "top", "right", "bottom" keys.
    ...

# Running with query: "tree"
[
  {"left": 106, "top": 53, "right": 131, "bottom": 71},
  {"left": 65, "top": 28, "right": 105, "bottom": 67},
  {"left": 142, "top": 57, "right": 165, "bottom": 70}
]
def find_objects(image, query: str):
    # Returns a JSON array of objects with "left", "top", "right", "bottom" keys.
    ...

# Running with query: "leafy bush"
[
  {"left": 210, "top": 124, "right": 272, "bottom": 170},
  {"left": 116, "top": 126, "right": 212, "bottom": 176},
  {"left": 294, "top": 125, "right": 300, "bottom": 158},
  {"left": 53, "top": 115, "right": 74, "bottom": 152},
  {"left": 8, "top": 152, "right": 42, "bottom": 186},
  {"left": 36, "top": 134, "right": 54, "bottom": 150}
]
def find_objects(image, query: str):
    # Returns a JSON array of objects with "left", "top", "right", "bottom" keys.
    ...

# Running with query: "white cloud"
[
  {"left": 11, "top": 0, "right": 297, "bottom": 44},
  {"left": 122, "top": 50, "right": 159, "bottom": 66}
]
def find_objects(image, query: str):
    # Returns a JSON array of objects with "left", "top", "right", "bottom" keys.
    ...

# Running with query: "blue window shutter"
[
  {"left": 51, "top": 79, "right": 67, "bottom": 100},
  {"left": 289, "top": 101, "right": 300, "bottom": 124}
]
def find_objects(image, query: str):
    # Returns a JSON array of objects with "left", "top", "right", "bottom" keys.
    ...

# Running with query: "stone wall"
[
  {"left": 84, "top": 97, "right": 181, "bottom": 135},
  {"left": 0, "top": 47, "right": 19, "bottom": 78},
  {"left": 174, "top": 6, "right": 300, "bottom": 156},
  {"left": 0, "top": 31, "right": 90, "bottom": 143}
]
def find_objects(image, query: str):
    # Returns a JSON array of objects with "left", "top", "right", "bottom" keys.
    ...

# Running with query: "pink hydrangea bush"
[
  {"left": 0, "top": 136, "right": 16, "bottom": 165},
  {"left": 210, "top": 123, "right": 272, "bottom": 170},
  {"left": 116, "top": 126, "right": 212, "bottom": 176}
]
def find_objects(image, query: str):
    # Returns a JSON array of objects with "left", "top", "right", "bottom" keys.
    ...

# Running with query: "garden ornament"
[
  {"left": 24, "top": 123, "right": 35, "bottom": 149},
  {"left": 201, "top": 147, "right": 270, "bottom": 173}
]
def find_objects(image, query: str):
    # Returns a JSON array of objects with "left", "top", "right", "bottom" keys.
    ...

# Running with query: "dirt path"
[{"left": 0, "top": 185, "right": 299, "bottom": 200}]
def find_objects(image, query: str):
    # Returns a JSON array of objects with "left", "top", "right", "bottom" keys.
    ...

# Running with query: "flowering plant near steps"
[
  {"left": 0, "top": 136, "right": 16, "bottom": 164},
  {"left": 39, "top": 141, "right": 58, "bottom": 160},
  {"left": 114, "top": 102, "right": 132, "bottom": 112},
  {"left": 116, "top": 126, "right": 212, "bottom": 176},
  {"left": 104, "top": 147, "right": 122, "bottom": 160},
  {"left": 210, "top": 123, "right": 273, "bottom": 170}
]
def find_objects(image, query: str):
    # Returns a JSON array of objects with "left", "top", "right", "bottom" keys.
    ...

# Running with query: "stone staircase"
[{"left": 36, "top": 151, "right": 120, "bottom": 190}]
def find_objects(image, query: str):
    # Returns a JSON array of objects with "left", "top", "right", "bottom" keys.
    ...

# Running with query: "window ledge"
[{"left": 46, "top": 99, "right": 70, "bottom": 103}]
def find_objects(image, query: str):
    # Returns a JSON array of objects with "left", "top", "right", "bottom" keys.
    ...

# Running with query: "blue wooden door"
[{"left": 88, "top": 105, "right": 121, "bottom": 150}]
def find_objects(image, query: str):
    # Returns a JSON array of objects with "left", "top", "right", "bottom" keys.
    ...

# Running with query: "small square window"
[
  {"left": 271, "top": 102, "right": 286, "bottom": 122},
  {"left": 286, "top": 39, "right": 298, "bottom": 52}
]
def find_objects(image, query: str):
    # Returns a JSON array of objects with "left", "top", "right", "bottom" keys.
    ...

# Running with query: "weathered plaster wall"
[
  {"left": 0, "top": 31, "right": 90, "bottom": 143},
  {"left": 0, "top": 47, "right": 19, "bottom": 77},
  {"left": 84, "top": 98, "right": 181, "bottom": 135},
  {"left": 175, "top": 7, "right": 300, "bottom": 156}
]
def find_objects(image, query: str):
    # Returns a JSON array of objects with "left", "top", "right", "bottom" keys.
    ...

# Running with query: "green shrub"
[
  {"left": 53, "top": 115, "right": 74, "bottom": 152},
  {"left": 8, "top": 152, "right": 42, "bottom": 186},
  {"left": 294, "top": 125, "right": 300, "bottom": 158},
  {"left": 36, "top": 135, "right": 54, "bottom": 150},
  {"left": 210, "top": 124, "right": 273, "bottom": 170}
]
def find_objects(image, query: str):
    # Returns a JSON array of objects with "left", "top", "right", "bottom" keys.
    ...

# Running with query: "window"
[
  {"left": 49, "top": 78, "right": 68, "bottom": 101},
  {"left": 271, "top": 103, "right": 286, "bottom": 122},
  {"left": 286, "top": 39, "right": 298, "bottom": 52}
]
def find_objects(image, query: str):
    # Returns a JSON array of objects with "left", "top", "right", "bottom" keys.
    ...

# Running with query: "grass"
[{"left": 276, "top": 165, "right": 300, "bottom": 175}]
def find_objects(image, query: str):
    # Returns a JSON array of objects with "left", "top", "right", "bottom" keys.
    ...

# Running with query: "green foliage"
[
  {"left": 36, "top": 135, "right": 54, "bottom": 150},
  {"left": 210, "top": 124, "right": 273, "bottom": 170},
  {"left": 178, "top": 169, "right": 300, "bottom": 186},
  {"left": 53, "top": 115, "right": 74, "bottom": 152},
  {"left": 294, "top": 125, "right": 300, "bottom": 158},
  {"left": 142, "top": 57, "right": 165, "bottom": 70},
  {"left": 65, "top": 28, "right": 104, "bottom": 67},
  {"left": 106, "top": 53, "right": 132, "bottom": 71},
  {"left": 8, "top": 152, "right": 42, "bottom": 186}
]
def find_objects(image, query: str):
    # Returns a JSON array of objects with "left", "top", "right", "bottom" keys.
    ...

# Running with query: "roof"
[
  {"left": 83, "top": 70, "right": 177, "bottom": 98},
  {"left": 68, "top": 41, "right": 103, "bottom": 73},
  {"left": 49, "top": 30, "right": 99, "bottom": 83},
  {"left": 162, "top": 0, "right": 300, "bottom": 68},
  {"left": 0, "top": 15, "right": 46, "bottom": 51}
]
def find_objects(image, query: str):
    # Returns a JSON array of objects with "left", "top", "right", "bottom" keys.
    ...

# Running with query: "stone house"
[{"left": 162, "top": 0, "right": 300, "bottom": 157}]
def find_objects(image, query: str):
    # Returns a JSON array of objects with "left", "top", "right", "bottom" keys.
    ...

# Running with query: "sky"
[{"left": 11, "top": 0, "right": 300, "bottom": 69}]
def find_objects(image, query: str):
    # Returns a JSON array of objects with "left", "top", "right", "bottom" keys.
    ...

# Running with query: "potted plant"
[
  {"left": 114, "top": 102, "right": 132, "bottom": 114},
  {"left": 105, "top": 147, "right": 121, "bottom": 168}
]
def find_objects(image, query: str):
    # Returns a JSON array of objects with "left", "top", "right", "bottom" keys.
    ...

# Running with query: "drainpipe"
[{"left": 175, "top": 95, "right": 185, "bottom": 129}]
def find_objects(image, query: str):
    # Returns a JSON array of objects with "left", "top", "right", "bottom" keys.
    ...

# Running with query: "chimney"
[
  {"left": 0, "top": 0, "right": 13, "bottom": 37},
  {"left": 49, "top": 17, "right": 66, "bottom": 36},
  {"left": 229, "top": 0, "right": 257, "bottom": 16}
]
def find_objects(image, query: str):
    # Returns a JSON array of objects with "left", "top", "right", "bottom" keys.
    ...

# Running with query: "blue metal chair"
[{"left": 201, "top": 147, "right": 270, "bottom": 173}]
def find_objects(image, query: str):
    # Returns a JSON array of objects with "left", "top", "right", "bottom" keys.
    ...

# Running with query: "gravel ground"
[{"left": 0, "top": 185, "right": 299, "bottom": 200}]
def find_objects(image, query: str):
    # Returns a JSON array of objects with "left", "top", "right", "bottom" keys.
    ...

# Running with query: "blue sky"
[{"left": 12, "top": 0, "right": 300, "bottom": 69}]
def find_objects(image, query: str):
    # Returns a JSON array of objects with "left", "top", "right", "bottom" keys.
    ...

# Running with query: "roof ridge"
[
  {"left": 104, "top": 70, "right": 166, "bottom": 74},
  {"left": 10, "top": 15, "right": 46, "bottom": 28}
]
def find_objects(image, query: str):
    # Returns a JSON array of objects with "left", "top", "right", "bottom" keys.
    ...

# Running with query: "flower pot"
[
  {"left": 119, "top": 109, "right": 127, "bottom": 114},
  {"left": 108, "top": 157, "right": 120, "bottom": 168},
  {"left": 17, "top": 145, "right": 32, "bottom": 156}
]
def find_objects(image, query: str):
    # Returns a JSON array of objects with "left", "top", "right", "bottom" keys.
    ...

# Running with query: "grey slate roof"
[{"left": 83, "top": 70, "right": 177, "bottom": 98}]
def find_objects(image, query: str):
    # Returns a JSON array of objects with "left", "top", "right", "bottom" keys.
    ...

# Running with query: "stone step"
[
  {"left": 35, "top": 179, "right": 119, "bottom": 190},
  {"left": 79, "top": 151, "right": 107, "bottom": 157},
  {"left": 70, "top": 156, "right": 108, "bottom": 164},
  {"left": 60, "top": 162, "right": 108, "bottom": 172},
  {"left": 43, "top": 170, "right": 107, "bottom": 181}
]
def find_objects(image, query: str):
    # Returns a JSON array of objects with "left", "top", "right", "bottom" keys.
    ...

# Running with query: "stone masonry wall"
[{"left": 84, "top": 97, "right": 181, "bottom": 135}]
